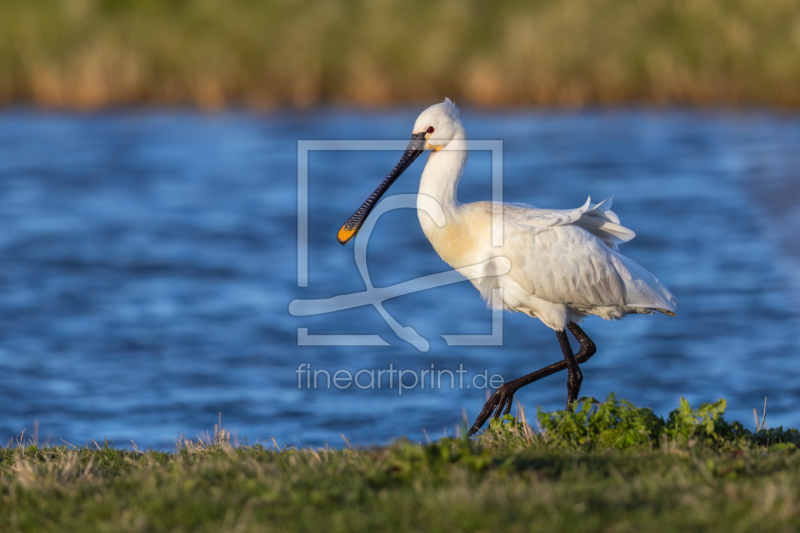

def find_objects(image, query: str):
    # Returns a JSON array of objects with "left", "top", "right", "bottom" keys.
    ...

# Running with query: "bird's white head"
[
  {"left": 337, "top": 98, "right": 465, "bottom": 245},
  {"left": 412, "top": 98, "right": 466, "bottom": 152}
]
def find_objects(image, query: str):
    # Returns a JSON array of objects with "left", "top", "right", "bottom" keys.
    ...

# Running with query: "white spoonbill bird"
[{"left": 337, "top": 99, "right": 677, "bottom": 436}]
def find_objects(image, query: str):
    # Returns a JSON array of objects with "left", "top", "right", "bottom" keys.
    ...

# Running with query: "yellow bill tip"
[{"left": 337, "top": 225, "right": 357, "bottom": 245}]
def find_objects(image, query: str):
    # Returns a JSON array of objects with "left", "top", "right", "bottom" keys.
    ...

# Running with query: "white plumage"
[
  {"left": 411, "top": 100, "right": 676, "bottom": 332},
  {"left": 338, "top": 98, "right": 677, "bottom": 434}
]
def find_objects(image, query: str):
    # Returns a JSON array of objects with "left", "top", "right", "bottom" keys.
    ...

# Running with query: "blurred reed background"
[{"left": 1, "top": 0, "right": 799, "bottom": 109}]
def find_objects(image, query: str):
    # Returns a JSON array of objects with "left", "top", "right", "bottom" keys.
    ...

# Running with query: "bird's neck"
[{"left": 417, "top": 140, "right": 468, "bottom": 233}]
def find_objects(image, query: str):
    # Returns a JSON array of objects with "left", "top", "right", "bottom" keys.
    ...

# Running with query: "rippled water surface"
[{"left": 1, "top": 107, "right": 799, "bottom": 449}]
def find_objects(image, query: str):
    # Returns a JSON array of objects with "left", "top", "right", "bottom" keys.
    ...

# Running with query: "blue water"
[{"left": 1, "top": 107, "right": 799, "bottom": 449}]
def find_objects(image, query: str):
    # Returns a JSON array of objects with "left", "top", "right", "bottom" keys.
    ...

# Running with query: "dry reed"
[{"left": 1, "top": 0, "right": 799, "bottom": 109}]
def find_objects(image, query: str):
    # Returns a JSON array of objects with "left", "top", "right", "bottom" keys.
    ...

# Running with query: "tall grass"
[{"left": 1, "top": 0, "right": 799, "bottom": 108}]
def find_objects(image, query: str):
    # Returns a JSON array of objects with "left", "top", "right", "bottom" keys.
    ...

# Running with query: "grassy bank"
[
  {"left": 1, "top": 0, "right": 799, "bottom": 109},
  {"left": 3, "top": 396, "right": 800, "bottom": 532}
]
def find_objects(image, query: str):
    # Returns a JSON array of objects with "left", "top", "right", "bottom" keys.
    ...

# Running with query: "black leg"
[
  {"left": 568, "top": 323, "right": 596, "bottom": 363},
  {"left": 557, "top": 330, "right": 582, "bottom": 407},
  {"left": 467, "top": 322, "right": 597, "bottom": 436}
]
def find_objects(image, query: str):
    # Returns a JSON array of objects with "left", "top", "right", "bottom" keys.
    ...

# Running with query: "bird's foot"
[{"left": 467, "top": 383, "right": 517, "bottom": 437}]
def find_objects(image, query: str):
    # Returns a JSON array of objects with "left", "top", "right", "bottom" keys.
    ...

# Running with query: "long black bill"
[{"left": 337, "top": 131, "right": 427, "bottom": 245}]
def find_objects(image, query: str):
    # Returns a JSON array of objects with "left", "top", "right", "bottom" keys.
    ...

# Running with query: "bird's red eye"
[{"left": 427, "top": 126, "right": 435, "bottom": 134}]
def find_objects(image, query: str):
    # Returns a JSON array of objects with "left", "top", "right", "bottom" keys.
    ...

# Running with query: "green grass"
[
  {"left": 3, "top": 396, "right": 800, "bottom": 532},
  {"left": 1, "top": 0, "right": 799, "bottom": 108}
]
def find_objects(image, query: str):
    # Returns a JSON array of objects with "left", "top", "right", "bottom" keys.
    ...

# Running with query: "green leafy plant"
[
  {"left": 536, "top": 394, "right": 663, "bottom": 450},
  {"left": 530, "top": 393, "right": 791, "bottom": 451}
]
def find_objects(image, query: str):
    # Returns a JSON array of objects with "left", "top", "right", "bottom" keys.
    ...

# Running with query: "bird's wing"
[
  {"left": 507, "top": 222, "right": 675, "bottom": 311},
  {"left": 504, "top": 222, "right": 626, "bottom": 308},
  {"left": 506, "top": 197, "right": 635, "bottom": 251},
  {"left": 469, "top": 200, "right": 675, "bottom": 311}
]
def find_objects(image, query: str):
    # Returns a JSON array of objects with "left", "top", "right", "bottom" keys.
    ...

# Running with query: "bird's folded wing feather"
[
  {"left": 506, "top": 197, "right": 635, "bottom": 251},
  {"left": 473, "top": 199, "right": 676, "bottom": 311},
  {"left": 504, "top": 222, "right": 627, "bottom": 307}
]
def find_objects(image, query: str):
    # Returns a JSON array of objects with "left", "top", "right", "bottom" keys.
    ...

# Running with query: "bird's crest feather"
[{"left": 443, "top": 98, "right": 459, "bottom": 116}]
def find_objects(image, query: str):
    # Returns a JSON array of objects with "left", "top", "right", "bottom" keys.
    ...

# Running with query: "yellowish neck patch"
[{"left": 426, "top": 141, "right": 444, "bottom": 152}]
